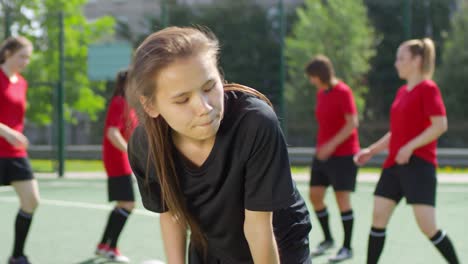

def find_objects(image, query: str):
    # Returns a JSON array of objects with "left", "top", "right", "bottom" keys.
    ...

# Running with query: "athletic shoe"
[
  {"left": 8, "top": 256, "right": 31, "bottom": 264},
  {"left": 95, "top": 243, "right": 109, "bottom": 256},
  {"left": 329, "top": 247, "right": 353, "bottom": 262},
  {"left": 106, "top": 248, "right": 130, "bottom": 263},
  {"left": 311, "top": 240, "right": 335, "bottom": 256}
]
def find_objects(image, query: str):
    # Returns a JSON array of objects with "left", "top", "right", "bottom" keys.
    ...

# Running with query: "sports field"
[{"left": 1, "top": 172, "right": 467, "bottom": 264}]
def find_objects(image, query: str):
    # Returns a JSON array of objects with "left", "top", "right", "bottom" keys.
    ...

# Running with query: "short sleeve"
[
  {"left": 243, "top": 102, "right": 296, "bottom": 211},
  {"left": 106, "top": 97, "right": 125, "bottom": 129},
  {"left": 422, "top": 83, "right": 446, "bottom": 117},
  {"left": 128, "top": 127, "right": 168, "bottom": 213},
  {"left": 340, "top": 85, "right": 358, "bottom": 115}
]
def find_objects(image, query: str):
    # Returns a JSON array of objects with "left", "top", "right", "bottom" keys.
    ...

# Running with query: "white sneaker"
[
  {"left": 328, "top": 247, "right": 353, "bottom": 263},
  {"left": 106, "top": 248, "right": 130, "bottom": 263}
]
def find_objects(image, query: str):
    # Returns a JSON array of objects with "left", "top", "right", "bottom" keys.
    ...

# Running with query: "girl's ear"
[{"left": 139, "top": 96, "right": 159, "bottom": 118}]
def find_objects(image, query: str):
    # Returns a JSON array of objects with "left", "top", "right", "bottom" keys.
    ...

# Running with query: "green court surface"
[{"left": 1, "top": 177, "right": 467, "bottom": 264}]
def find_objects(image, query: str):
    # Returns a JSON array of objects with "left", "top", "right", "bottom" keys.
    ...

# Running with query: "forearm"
[
  {"left": 160, "top": 212, "right": 187, "bottom": 264},
  {"left": 327, "top": 123, "right": 356, "bottom": 149},
  {"left": 244, "top": 211, "right": 279, "bottom": 264},
  {"left": 406, "top": 124, "right": 447, "bottom": 151},
  {"left": 0, "top": 122, "right": 12, "bottom": 139},
  {"left": 107, "top": 128, "right": 128, "bottom": 152},
  {"left": 369, "top": 132, "right": 391, "bottom": 154}
]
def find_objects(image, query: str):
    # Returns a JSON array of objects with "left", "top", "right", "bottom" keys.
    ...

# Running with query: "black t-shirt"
[{"left": 128, "top": 90, "right": 311, "bottom": 263}]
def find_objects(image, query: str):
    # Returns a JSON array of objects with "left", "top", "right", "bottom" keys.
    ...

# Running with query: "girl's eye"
[
  {"left": 204, "top": 83, "right": 215, "bottom": 92},
  {"left": 175, "top": 98, "right": 189, "bottom": 104}
]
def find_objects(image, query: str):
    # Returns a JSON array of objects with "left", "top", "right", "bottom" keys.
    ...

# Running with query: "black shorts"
[
  {"left": 0, "top": 157, "right": 34, "bottom": 186},
  {"left": 309, "top": 155, "right": 358, "bottom": 191},
  {"left": 107, "top": 175, "right": 135, "bottom": 202},
  {"left": 374, "top": 156, "right": 437, "bottom": 206}
]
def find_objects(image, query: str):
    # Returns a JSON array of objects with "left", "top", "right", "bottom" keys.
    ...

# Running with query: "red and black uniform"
[
  {"left": 102, "top": 95, "right": 138, "bottom": 201},
  {"left": 310, "top": 81, "right": 360, "bottom": 191},
  {"left": 375, "top": 80, "right": 446, "bottom": 206},
  {"left": 0, "top": 69, "right": 33, "bottom": 185}
]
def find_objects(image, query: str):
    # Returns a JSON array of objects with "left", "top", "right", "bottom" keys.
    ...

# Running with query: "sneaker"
[
  {"left": 95, "top": 243, "right": 109, "bottom": 256},
  {"left": 8, "top": 256, "right": 31, "bottom": 264},
  {"left": 328, "top": 247, "right": 353, "bottom": 263},
  {"left": 311, "top": 240, "right": 334, "bottom": 256},
  {"left": 106, "top": 248, "right": 130, "bottom": 263}
]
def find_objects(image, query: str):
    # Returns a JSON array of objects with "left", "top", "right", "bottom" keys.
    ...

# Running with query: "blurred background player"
[
  {"left": 95, "top": 69, "right": 138, "bottom": 263},
  {"left": 355, "top": 38, "right": 459, "bottom": 264},
  {"left": 305, "top": 55, "right": 359, "bottom": 262},
  {"left": 0, "top": 36, "right": 38, "bottom": 264}
]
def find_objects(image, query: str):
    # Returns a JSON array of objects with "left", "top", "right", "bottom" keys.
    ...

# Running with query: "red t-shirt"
[
  {"left": 384, "top": 80, "right": 446, "bottom": 168},
  {"left": 315, "top": 81, "right": 360, "bottom": 156},
  {"left": 102, "top": 96, "right": 138, "bottom": 177},
  {"left": 0, "top": 70, "right": 28, "bottom": 158}
]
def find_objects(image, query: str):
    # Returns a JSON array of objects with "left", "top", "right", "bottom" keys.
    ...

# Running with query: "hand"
[
  {"left": 354, "top": 148, "right": 373, "bottom": 166},
  {"left": 395, "top": 145, "right": 413, "bottom": 165},
  {"left": 5, "top": 130, "right": 29, "bottom": 149},
  {"left": 316, "top": 143, "right": 335, "bottom": 161}
]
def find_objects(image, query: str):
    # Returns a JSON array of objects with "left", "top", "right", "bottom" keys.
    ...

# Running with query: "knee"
[
  {"left": 309, "top": 193, "right": 325, "bottom": 209},
  {"left": 417, "top": 223, "right": 437, "bottom": 238},
  {"left": 118, "top": 201, "right": 135, "bottom": 212},
  {"left": 372, "top": 209, "right": 389, "bottom": 228},
  {"left": 22, "top": 196, "right": 39, "bottom": 213}
]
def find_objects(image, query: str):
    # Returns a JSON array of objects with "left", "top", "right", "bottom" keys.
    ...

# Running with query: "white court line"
[{"left": 0, "top": 196, "right": 159, "bottom": 217}]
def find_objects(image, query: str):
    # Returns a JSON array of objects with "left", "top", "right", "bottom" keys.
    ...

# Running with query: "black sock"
[
  {"left": 315, "top": 208, "right": 333, "bottom": 241},
  {"left": 100, "top": 210, "right": 116, "bottom": 245},
  {"left": 341, "top": 210, "right": 354, "bottom": 249},
  {"left": 108, "top": 207, "right": 131, "bottom": 248},
  {"left": 12, "top": 209, "right": 33, "bottom": 258},
  {"left": 367, "top": 227, "right": 386, "bottom": 264},
  {"left": 430, "top": 230, "right": 459, "bottom": 264}
]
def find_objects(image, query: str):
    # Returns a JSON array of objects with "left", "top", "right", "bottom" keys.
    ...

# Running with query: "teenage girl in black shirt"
[{"left": 126, "top": 26, "right": 312, "bottom": 264}]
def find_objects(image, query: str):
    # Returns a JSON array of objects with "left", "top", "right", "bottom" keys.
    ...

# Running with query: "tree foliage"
[
  {"left": 437, "top": 2, "right": 468, "bottom": 120},
  {"left": 3, "top": 0, "right": 115, "bottom": 125}
]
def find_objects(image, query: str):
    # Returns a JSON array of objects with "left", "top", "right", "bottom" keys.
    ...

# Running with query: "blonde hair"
[{"left": 402, "top": 38, "right": 436, "bottom": 78}]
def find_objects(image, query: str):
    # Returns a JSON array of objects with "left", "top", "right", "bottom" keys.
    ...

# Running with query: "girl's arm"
[
  {"left": 317, "top": 114, "right": 358, "bottom": 160},
  {"left": 396, "top": 116, "right": 447, "bottom": 164},
  {"left": 354, "top": 132, "right": 391, "bottom": 166},
  {"left": 106, "top": 127, "right": 128, "bottom": 152},
  {"left": 244, "top": 210, "right": 279, "bottom": 264},
  {"left": 160, "top": 211, "right": 187, "bottom": 264}
]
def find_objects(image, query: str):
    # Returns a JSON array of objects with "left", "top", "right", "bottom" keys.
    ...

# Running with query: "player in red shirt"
[
  {"left": 0, "top": 36, "right": 37, "bottom": 264},
  {"left": 95, "top": 70, "right": 138, "bottom": 263},
  {"left": 355, "top": 38, "right": 459, "bottom": 264},
  {"left": 305, "top": 55, "right": 359, "bottom": 262}
]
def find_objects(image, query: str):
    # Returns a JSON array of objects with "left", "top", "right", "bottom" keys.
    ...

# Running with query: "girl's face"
[
  {"left": 308, "top": 76, "right": 322, "bottom": 88},
  {"left": 145, "top": 53, "right": 224, "bottom": 143},
  {"left": 5, "top": 46, "right": 32, "bottom": 73},
  {"left": 394, "top": 45, "right": 420, "bottom": 80}
]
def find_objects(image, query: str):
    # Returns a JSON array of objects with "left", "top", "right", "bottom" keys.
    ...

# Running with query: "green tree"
[
  {"left": 285, "top": 0, "right": 375, "bottom": 145},
  {"left": 437, "top": 2, "right": 468, "bottom": 119},
  {"left": 6, "top": 0, "right": 115, "bottom": 125}
]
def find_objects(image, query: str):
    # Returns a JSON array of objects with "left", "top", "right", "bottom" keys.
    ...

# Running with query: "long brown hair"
[
  {"left": 127, "top": 26, "right": 272, "bottom": 255},
  {"left": 0, "top": 36, "right": 32, "bottom": 64},
  {"left": 402, "top": 38, "right": 436, "bottom": 78},
  {"left": 112, "top": 69, "right": 128, "bottom": 97}
]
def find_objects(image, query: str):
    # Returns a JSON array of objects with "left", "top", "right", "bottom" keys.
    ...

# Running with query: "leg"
[
  {"left": 11, "top": 179, "right": 40, "bottom": 258},
  {"left": 412, "top": 205, "right": 459, "bottom": 264},
  {"left": 335, "top": 191, "right": 353, "bottom": 250},
  {"left": 367, "top": 196, "right": 397, "bottom": 264},
  {"left": 310, "top": 186, "right": 333, "bottom": 241}
]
